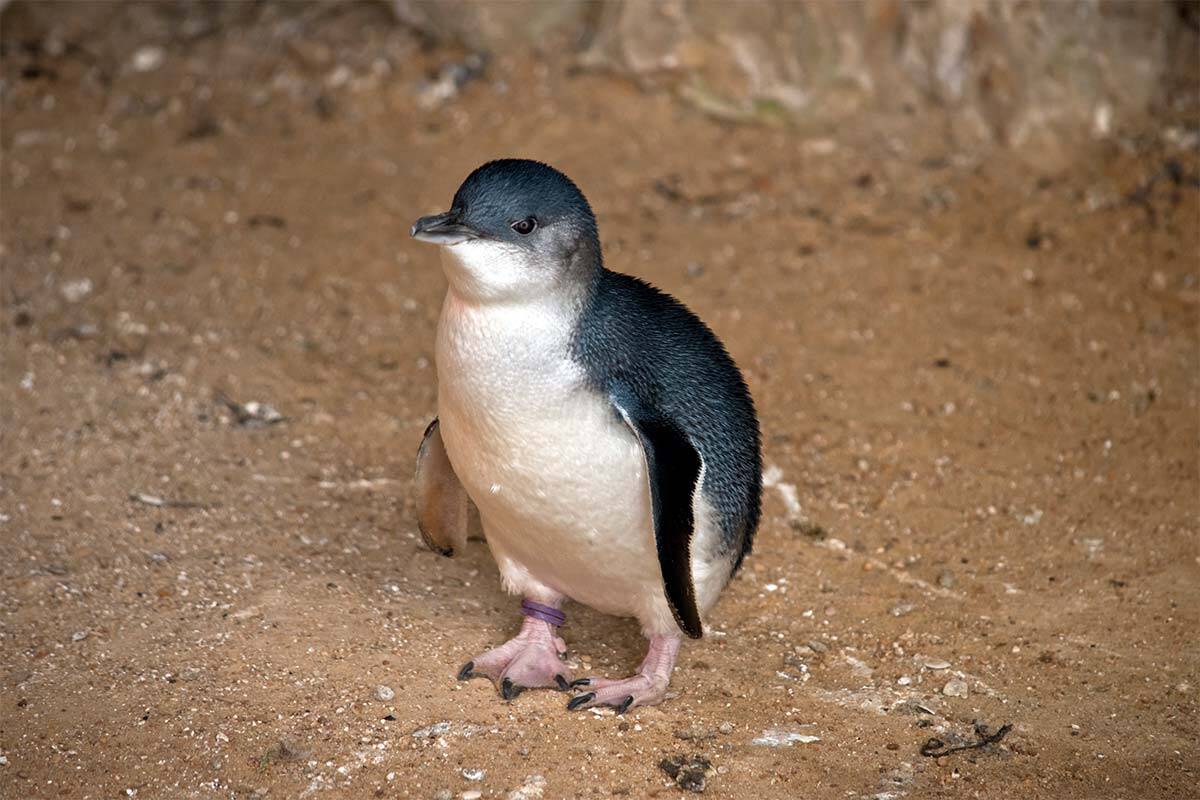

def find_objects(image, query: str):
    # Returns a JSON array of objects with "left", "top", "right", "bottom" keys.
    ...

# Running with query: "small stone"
[
  {"left": 71, "top": 630, "right": 89, "bottom": 642},
  {"left": 0, "top": 754, "right": 8, "bottom": 766},
  {"left": 412, "top": 721, "right": 451, "bottom": 738},
  {"left": 806, "top": 640, "right": 828, "bottom": 653},
  {"left": 240, "top": 402, "right": 284, "bottom": 426},
  {"left": 462, "top": 768, "right": 485, "bottom": 781},
  {"left": 897, "top": 675, "right": 912, "bottom": 686},
  {"left": 718, "top": 722, "right": 734, "bottom": 734},
  {"left": 59, "top": 278, "right": 93, "bottom": 303},
  {"left": 942, "top": 678, "right": 969, "bottom": 698},
  {"left": 659, "top": 754, "right": 713, "bottom": 793},
  {"left": 374, "top": 685, "right": 395, "bottom": 702},
  {"left": 923, "top": 660, "right": 951, "bottom": 670},
  {"left": 674, "top": 726, "right": 717, "bottom": 741},
  {"left": 432, "top": 791, "right": 452, "bottom": 800},
  {"left": 507, "top": 774, "right": 546, "bottom": 800},
  {"left": 936, "top": 570, "right": 955, "bottom": 589},
  {"left": 751, "top": 729, "right": 820, "bottom": 747},
  {"left": 890, "top": 603, "right": 916, "bottom": 617},
  {"left": 462, "top": 792, "right": 482, "bottom": 800},
  {"left": 131, "top": 45, "right": 165, "bottom": 73}
]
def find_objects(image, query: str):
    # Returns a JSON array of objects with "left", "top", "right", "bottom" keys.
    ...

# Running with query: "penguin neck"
[{"left": 438, "top": 236, "right": 602, "bottom": 313}]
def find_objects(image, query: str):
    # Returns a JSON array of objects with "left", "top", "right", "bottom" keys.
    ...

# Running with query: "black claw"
[
  {"left": 615, "top": 695, "right": 635, "bottom": 715},
  {"left": 457, "top": 661, "right": 475, "bottom": 681},
  {"left": 569, "top": 678, "right": 592, "bottom": 688},
  {"left": 501, "top": 677, "right": 524, "bottom": 701},
  {"left": 567, "top": 692, "right": 595, "bottom": 711},
  {"left": 554, "top": 674, "right": 570, "bottom": 691}
]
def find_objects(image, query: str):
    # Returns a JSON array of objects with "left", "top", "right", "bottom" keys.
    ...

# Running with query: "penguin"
[{"left": 410, "top": 159, "right": 762, "bottom": 711}]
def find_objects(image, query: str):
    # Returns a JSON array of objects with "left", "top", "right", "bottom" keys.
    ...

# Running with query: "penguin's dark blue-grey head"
[{"left": 412, "top": 159, "right": 601, "bottom": 301}]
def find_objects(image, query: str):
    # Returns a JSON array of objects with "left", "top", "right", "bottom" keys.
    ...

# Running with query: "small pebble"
[
  {"left": 375, "top": 685, "right": 395, "bottom": 702},
  {"left": 462, "top": 768, "right": 485, "bottom": 781},
  {"left": 131, "top": 45, "right": 164, "bottom": 73},
  {"left": 718, "top": 721, "right": 734, "bottom": 734},
  {"left": 412, "top": 721, "right": 451, "bottom": 738},
  {"left": 924, "top": 660, "right": 951, "bottom": 670},
  {"left": 674, "top": 725, "right": 717, "bottom": 741},
  {"left": 897, "top": 675, "right": 912, "bottom": 686},
  {"left": 59, "top": 278, "right": 93, "bottom": 303},
  {"left": 507, "top": 774, "right": 546, "bottom": 800},
  {"left": 432, "top": 791, "right": 452, "bottom": 800},
  {"left": 942, "top": 678, "right": 969, "bottom": 698},
  {"left": 752, "top": 729, "right": 820, "bottom": 746},
  {"left": 71, "top": 630, "right": 89, "bottom": 642},
  {"left": 462, "top": 792, "right": 482, "bottom": 800}
]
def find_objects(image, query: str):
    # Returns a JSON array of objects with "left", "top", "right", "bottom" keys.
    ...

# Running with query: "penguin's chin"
[{"left": 440, "top": 239, "right": 555, "bottom": 303}]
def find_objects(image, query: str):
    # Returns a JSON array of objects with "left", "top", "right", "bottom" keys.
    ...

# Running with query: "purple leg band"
[{"left": 521, "top": 599, "right": 565, "bottom": 627}]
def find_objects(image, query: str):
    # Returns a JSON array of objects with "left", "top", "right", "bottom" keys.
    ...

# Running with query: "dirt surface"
[{"left": 2, "top": 4, "right": 1198, "bottom": 799}]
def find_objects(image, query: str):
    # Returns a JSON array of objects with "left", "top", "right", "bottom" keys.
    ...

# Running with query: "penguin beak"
[{"left": 411, "top": 210, "right": 481, "bottom": 245}]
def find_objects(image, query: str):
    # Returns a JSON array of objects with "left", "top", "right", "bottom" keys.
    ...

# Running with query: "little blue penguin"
[{"left": 410, "top": 159, "right": 762, "bottom": 711}]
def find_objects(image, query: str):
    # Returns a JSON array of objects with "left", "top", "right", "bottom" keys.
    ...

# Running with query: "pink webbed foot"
[
  {"left": 568, "top": 634, "right": 680, "bottom": 713},
  {"left": 459, "top": 613, "right": 572, "bottom": 700}
]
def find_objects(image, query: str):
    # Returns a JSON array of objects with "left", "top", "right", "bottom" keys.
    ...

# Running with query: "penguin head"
[{"left": 412, "top": 159, "right": 601, "bottom": 301}]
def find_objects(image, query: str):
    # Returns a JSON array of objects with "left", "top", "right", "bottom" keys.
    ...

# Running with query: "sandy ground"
[{"left": 2, "top": 4, "right": 1198, "bottom": 799}]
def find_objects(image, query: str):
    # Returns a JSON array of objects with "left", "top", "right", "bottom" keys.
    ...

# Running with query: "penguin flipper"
[
  {"left": 610, "top": 388, "right": 704, "bottom": 639},
  {"left": 415, "top": 418, "right": 469, "bottom": 557}
]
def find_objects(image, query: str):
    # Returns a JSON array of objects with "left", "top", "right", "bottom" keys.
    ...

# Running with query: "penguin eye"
[{"left": 511, "top": 217, "right": 537, "bottom": 235}]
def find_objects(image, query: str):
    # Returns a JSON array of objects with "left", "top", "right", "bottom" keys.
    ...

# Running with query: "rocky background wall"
[
  {"left": 4, "top": 0, "right": 1198, "bottom": 167},
  {"left": 390, "top": 0, "right": 1199, "bottom": 164}
]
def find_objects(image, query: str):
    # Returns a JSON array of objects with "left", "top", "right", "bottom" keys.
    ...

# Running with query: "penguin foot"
[
  {"left": 458, "top": 614, "right": 571, "bottom": 700},
  {"left": 567, "top": 633, "right": 680, "bottom": 712},
  {"left": 566, "top": 672, "right": 667, "bottom": 712}
]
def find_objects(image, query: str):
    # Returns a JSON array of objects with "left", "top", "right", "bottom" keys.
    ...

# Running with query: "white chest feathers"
[{"left": 433, "top": 282, "right": 667, "bottom": 622}]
